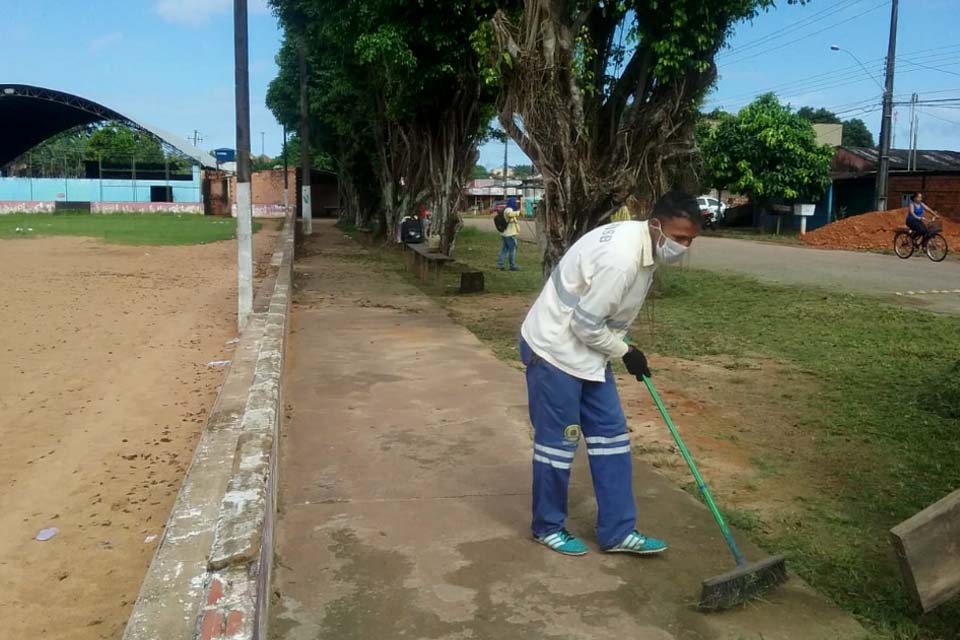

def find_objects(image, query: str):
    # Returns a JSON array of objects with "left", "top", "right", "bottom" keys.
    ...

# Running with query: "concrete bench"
[{"left": 402, "top": 242, "right": 484, "bottom": 293}]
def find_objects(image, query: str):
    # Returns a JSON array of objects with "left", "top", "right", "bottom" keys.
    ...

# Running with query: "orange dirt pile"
[{"left": 801, "top": 209, "right": 960, "bottom": 251}]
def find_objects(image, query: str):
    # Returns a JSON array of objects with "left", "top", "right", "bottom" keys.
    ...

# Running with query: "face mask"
[{"left": 650, "top": 219, "right": 688, "bottom": 264}]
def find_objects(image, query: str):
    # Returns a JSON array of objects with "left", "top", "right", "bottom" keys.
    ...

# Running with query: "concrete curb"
[{"left": 122, "top": 220, "right": 294, "bottom": 640}]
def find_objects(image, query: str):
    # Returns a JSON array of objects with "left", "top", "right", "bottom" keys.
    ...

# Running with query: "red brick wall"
[
  {"left": 889, "top": 174, "right": 960, "bottom": 220},
  {"left": 226, "top": 169, "right": 295, "bottom": 206}
]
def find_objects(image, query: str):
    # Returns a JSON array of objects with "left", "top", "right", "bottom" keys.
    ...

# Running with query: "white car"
[{"left": 697, "top": 196, "right": 727, "bottom": 220}]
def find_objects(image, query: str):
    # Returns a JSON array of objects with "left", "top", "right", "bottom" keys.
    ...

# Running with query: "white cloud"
[
  {"left": 155, "top": 0, "right": 269, "bottom": 27},
  {"left": 89, "top": 32, "right": 123, "bottom": 52}
]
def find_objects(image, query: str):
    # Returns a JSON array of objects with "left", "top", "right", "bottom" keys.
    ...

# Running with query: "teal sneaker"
[
  {"left": 535, "top": 528, "right": 589, "bottom": 556},
  {"left": 604, "top": 530, "right": 668, "bottom": 555}
]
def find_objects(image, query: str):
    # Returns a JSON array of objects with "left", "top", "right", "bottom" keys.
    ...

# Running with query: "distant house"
[
  {"left": 463, "top": 178, "right": 523, "bottom": 211},
  {"left": 832, "top": 147, "right": 960, "bottom": 219},
  {"left": 462, "top": 176, "right": 546, "bottom": 214}
]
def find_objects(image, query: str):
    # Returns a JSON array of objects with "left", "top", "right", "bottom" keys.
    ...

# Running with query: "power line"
[
  {"left": 707, "top": 63, "right": 960, "bottom": 112},
  {"left": 708, "top": 48, "right": 960, "bottom": 107},
  {"left": 921, "top": 109, "right": 960, "bottom": 126},
  {"left": 719, "top": 0, "right": 865, "bottom": 59},
  {"left": 721, "top": 0, "right": 890, "bottom": 66},
  {"left": 900, "top": 58, "right": 960, "bottom": 79}
]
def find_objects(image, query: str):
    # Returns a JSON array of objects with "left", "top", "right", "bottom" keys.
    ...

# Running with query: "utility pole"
[
  {"left": 299, "top": 40, "right": 313, "bottom": 235},
  {"left": 875, "top": 0, "right": 899, "bottom": 211},
  {"left": 907, "top": 94, "right": 915, "bottom": 171},
  {"left": 282, "top": 124, "right": 290, "bottom": 220},
  {"left": 233, "top": 0, "right": 254, "bottom": 330}
]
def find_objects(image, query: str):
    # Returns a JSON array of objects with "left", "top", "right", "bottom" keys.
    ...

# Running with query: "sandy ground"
[{"left": 0, "top": 222, "right": 279, "bottom": 640}]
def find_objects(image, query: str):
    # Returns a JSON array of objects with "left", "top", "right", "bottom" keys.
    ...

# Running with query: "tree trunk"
[{"left": 491, "top": 6, "right": 716, "bottom": 273}]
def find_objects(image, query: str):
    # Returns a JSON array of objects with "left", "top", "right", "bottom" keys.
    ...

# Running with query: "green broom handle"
[{"left": 642, "top": 375, "right": 747, "bottom": 567}]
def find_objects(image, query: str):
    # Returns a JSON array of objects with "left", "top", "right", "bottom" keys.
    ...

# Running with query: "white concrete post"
[
  {"left": 237, "top": 182, "right": 253, "bottom": 328},
  {"left": 302, "top": 186, "right": 312, "bottom": 235}
]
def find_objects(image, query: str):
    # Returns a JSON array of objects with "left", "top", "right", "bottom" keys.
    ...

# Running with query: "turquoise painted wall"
[{"left": 0, "top": 166, "right": 201, "bottom": 202}]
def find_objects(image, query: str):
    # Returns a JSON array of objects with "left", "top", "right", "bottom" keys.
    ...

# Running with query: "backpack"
[
  {"left": 400, "top": 216, "right": 424, "bottom": 244},
  {"left": 494, "top": 209, "right": 508, "bottom": 233}
]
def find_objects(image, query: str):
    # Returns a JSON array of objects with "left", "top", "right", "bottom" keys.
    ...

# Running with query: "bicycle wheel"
[
  {"left": 894, "top": 230, "right": 915, "bottom": 259},
  {"left": 926, "top": 234, "right": 949, "bottom": 262}
]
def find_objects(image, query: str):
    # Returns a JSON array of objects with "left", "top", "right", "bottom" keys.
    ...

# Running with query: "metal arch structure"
[{"left": 0, "top": 84, "right": 218, "bottom": 168}]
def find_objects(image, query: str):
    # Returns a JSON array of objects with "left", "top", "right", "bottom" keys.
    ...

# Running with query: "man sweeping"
[{"left": 519, "top": 191, "right": 702, "bottom": 556}]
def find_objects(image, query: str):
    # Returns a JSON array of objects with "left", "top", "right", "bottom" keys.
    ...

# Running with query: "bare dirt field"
[{"left": 0, "top": 222, "right": 278, "bottom": 640}]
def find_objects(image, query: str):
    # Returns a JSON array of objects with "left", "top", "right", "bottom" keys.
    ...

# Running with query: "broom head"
[{"left": 698, "top": 555, "right": 788, "bottom": 612}]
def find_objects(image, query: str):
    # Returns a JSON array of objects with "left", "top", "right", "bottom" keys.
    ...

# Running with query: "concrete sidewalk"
[{"left": 270, "top": 221, "right": 865, "bottom": 640}]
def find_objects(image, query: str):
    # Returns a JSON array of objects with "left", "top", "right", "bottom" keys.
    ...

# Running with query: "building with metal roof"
[{"left": 0, "top": 84, "right": 217, "bottom": 169}]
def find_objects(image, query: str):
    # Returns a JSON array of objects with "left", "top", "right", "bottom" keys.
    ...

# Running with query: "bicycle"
[{"left": 893, "top": 220, "right": 949, "bottom": 262}]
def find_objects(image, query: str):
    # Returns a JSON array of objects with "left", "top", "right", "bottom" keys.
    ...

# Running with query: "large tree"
[
  {"left": 87, "top": 123, "right": 166, "bottom": 164},
  {"left": 483, "top": 0, "right": 785, "bottom": 270},
  {"left": 701, "top": 93, "right": 833, "bottom": 223},
  {"left": 796, "top": 106, "right": 841, "bottom": 124},
  {"left": 841, "top": 118, "right": 874, "bottom": 147},
  {"left": 268, "top": 0, "right": 503, "bottom": 254}
]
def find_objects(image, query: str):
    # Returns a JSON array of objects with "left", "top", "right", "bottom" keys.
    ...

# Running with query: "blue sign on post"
[{"left": 214, "top": 148, "right": 236, "bottom": 163}]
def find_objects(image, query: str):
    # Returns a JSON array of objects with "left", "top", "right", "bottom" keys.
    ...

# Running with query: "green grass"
[
  {"left": 451, "top": 226, "right": 544, "bottom": 294},
  {"left": 704, "top": 227, "right": 804, "bottom": 245},
  {"left": 382, "top": 226, "right": 960, "bottom": 639},
  {"left": 641, "top": 267, "right": 960, "bottom": 638},
  {"left": 0, "top": 212, "right": 256, "bottom": 245}
]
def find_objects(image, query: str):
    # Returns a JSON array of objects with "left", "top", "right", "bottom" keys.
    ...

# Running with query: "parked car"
[
  {"left": 490, "top": 200, "right": 508, "bottom": 214},
  {"left": 697, "top": 196, "right": 727, "bottom": 220}
]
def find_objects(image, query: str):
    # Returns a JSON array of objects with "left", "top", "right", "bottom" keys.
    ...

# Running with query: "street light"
[
  {"left": 829, "top": 45, "right": 884, "bottom": 90},
  {"left": 831, "top": 32, "right": 899, "bottom": 213}
]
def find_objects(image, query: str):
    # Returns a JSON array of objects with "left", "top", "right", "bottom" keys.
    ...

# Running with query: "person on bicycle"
[{"left": 906, "top": 192, "right": 939, "bottom": 238}]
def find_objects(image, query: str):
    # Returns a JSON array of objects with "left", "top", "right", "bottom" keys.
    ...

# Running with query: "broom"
[{"left": 642, "top": 376, "right": 788, "bottom": 611}]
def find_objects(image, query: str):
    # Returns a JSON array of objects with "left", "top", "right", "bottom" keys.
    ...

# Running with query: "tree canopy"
[
  {"left": 840, "top": 118, "right": 874, "bottom": 147},
  {"left": 469, "top": 164, "right": 490, "bottom": 180},
  {"left": 701, "top": 93, "right": 833, "bottom": 205},
  {"left": 796, "top": 106, "right": 841, "bottom": 124},
  {"left": 8, "top": 122, "right": 183, "bottom": 177},
  {"left": 268, "top": 0, "right": 797, "bottom": 265},
  {"left": 268, "top": 0, "right": 504, "bottom": 254},
  {"left": 88, "top": 123, "right": 165, "bottom": 164},
  {"left": 512, "top": 164, "right": 535, "bottom": 179}
]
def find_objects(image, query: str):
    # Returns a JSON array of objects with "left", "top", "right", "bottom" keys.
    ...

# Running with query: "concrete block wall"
[{"left": 122, "top": 220, "right": 294, "bottom": 640}]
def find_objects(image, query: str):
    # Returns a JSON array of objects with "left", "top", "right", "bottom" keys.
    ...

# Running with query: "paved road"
[
  {"left": 688, "top": 237, "right": 960, "bottom": 315},
  {"left": 270, "top": 220, "right": 864, "bottom": 640},
  {"left": 463, "top": 217, "right": 960, "bottom": 314}
]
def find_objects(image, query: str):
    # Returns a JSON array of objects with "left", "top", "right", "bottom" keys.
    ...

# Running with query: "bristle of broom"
[{"left": 698, "top": 555, "right": 788, "bottom": 612}]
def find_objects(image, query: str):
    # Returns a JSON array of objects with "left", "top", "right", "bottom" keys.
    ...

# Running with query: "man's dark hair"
[{"left": 652, "top": 190, "right": 702, "bottom": 226}]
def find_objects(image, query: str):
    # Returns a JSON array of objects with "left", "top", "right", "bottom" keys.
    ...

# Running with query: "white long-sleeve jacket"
[{"left": 520, "top": 221, "right": 656, "bottom": 382}]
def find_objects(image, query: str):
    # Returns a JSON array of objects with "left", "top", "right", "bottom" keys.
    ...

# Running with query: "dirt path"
[{"left": 0, "top": 224, "right": 278, "bottom": 640}]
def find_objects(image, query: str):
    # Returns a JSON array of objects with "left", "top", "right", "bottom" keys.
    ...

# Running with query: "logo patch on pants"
[{"left": 563, "top": 424, "right": 581, "bottom": 443}]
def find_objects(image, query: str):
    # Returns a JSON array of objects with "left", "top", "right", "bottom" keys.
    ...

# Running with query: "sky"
[
  {"left": 2, "top": 0, "right": 957, "bottom": 167},
  {"left": 479, "top": 0, "right": 960, "bottom": 169},
  {"left": 3, "top": 0, "right": 285, "bottom": 156}
]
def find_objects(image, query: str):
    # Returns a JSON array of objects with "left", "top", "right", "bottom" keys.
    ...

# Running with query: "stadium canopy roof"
[{"left": 0, "top": 84, "right": 217, "bottom": 168}]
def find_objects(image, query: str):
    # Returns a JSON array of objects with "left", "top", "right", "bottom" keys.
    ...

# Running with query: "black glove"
[{"left": 622, "top": 347, "right": 651, "bottom": 380}]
